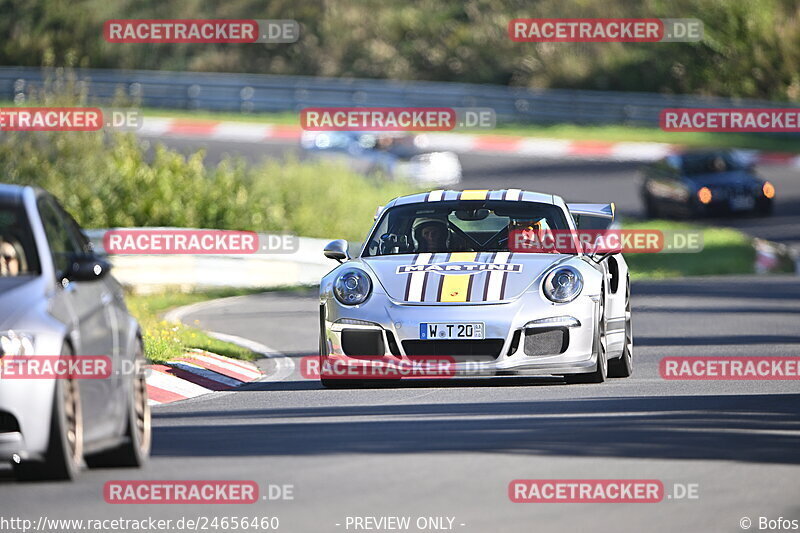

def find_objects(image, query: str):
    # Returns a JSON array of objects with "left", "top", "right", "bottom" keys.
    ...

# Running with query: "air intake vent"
[
  {"left": 524, "top": 329, "right": 568, "bottom": 356},
  {"left": 341, "top": 329, "right": 385, "bottom": 356}
]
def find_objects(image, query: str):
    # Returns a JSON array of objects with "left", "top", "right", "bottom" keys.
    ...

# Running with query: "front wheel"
[
  {"left": 14, "top": 345, "right": 83, "bottom": 481},
  {"left": 608, "top": 279, "right": 633, "bottom": 378},
  {"left": 565, "top": 294, "right": 607, "bottom": 384},
  {"left": 643, "top": 193, "right": 658, "bottom": 219},
  {"left": 86, "top": 341, "right": 151, "bottom": 468}
]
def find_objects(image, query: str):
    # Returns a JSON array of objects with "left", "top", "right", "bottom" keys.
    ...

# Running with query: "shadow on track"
[
  {"left": 633, "top": 277, "right": 800, "bottom": 301},
  {"left": 152, "top": 393, "right": 800, "bottom": 465}
]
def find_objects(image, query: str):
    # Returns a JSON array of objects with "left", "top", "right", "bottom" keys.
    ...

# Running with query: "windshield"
[
  {"left": 363, "top": 200, "right": 570, "bottom": 256},
  {"left": 0, "top": 204, "right": 41, "bottom": 281},
  {"left": 681, "top": 152, "right": 747, "bottom": 175}
]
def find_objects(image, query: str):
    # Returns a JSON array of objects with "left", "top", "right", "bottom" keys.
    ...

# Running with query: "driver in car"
[
  {"left": 508, "top": 217, "right": 560, "bottom": 253},
  {"left": 412, "top": 217, "right": 449, "bottom": 253},
  {"left": 0, "top": 239, "right": 20, "bottom": 276}
]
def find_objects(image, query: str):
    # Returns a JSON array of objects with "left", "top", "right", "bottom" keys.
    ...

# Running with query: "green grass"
[
  {"left": 622, "top": 219, "right": 760, "bottom": 279},
  {"left": 125, "top": 287, "right": 300, "bottom": 364}
]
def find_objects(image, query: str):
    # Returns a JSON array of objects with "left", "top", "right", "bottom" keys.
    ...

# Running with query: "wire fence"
[{"left": 1, "top": 66, "right": 798, "bottom": 128}]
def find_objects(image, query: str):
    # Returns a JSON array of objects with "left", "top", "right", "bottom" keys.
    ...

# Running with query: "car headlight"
[
  {"left": 543, "top": 266, "right": 583, "bottom": 303},
  {"left": 0, "top": 331, "right": 35, "bottom": 357},
  {"left": 334, "top": 269, "right": 372, "bottom": 305}
]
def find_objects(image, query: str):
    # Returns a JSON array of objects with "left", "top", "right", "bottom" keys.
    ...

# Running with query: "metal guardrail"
[{"left": 0, "top": 66, "right": 797, "bottom": 127}]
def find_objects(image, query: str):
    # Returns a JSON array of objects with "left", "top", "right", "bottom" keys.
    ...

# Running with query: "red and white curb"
[
  {"left": 146, "top": 349, "right": 262, "bottom": 406},
  {"left": 138, "top": 116, "right": 800, "bottom": 167},
  {"left": 138, "top": 117, "right": 301, "bottom": 143},
  {"left": 145, "top": 299, "right": 297, "bottom": 406}
]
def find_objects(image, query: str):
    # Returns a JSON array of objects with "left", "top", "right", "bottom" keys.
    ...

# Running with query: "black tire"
[
  {"left": 321, "top": 378, "right": 362, "bottom": 388},
  {"left": 757, "top": 201, "right": 774, "bottom": 217},
  {"left": 14, "top": 344, "right": 83, "bottom": 482},
  {"left": 643, "top": 193, "right": 658, "bottom": 219},
  {"left": 608, "top": 279, "right": 633, "bottom": 378},
  {"left": 86, "top": 341, "right": 151, "bottom": 468},
  {"left": 565, "top": 292, "right": 608, "bottom": 384},
  {"left": 321, "top": 376, "right": 401, "bottom": 388}
]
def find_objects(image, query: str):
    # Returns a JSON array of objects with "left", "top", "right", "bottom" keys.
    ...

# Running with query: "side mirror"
[
  {"left": 590, "top": 250, "right": 615, "bottom": 264},
  {"left": 323, "top": 240, "right": 349, "bottom": 263},
  {"left": 80, "top": 231, "right": 95, "bottom": 253},
  {"left": 64, "top": 254, "right": 111, "bottom": 282}
]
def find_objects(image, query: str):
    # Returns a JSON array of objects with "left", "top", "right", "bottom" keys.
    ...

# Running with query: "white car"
[
  {"left": 301, "top": 131, "right": 461, "bottom": 186},
  {"left": 319, "top": 189, "right": 632, "bottom": 386}
]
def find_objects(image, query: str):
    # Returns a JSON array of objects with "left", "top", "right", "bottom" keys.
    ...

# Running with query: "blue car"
[{"left": 640, "top": 150, "right": 774, "bottom": 218}]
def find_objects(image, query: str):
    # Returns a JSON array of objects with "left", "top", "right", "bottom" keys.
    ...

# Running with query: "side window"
[
  {"left": 37, "top": 197, "right": 82, "bottom": 279},
  {"left": 56, "top": 205, "right": 92, "bottom": 254}
]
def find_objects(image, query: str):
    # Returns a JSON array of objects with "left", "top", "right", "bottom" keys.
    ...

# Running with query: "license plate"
[
  {"left": 730, "top": 195, "right": 755, "bottom": 211},
  {"left": 420, "top": 322, "right": 485, "bottom": 340}
]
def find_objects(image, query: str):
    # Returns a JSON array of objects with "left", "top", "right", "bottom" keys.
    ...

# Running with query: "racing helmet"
[
  {"left": 510, "top": 217, "right": 550, "bottom": 233},
  {"left": 412, "top": 216, "right": 449, "bottom": 251}
]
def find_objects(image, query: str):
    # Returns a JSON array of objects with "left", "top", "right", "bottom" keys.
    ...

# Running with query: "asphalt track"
[
  {"left": 0, "top": 134, "right": 798, "bottom": 532},
  {"left": 2, "top": 277, "right": 798, "bottom": 532}
]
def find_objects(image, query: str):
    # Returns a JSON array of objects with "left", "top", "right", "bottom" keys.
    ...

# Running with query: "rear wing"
[{"left": 567, "top": 203, "right": 615, "bottom": 230}]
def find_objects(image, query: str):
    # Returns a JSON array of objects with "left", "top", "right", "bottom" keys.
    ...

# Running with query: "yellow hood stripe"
[
  {"left": 460, "top": 190, "right": 489, "bottom": 201},
  {"left": 438, "top": 252, "right": 478, "bottom": 302}
]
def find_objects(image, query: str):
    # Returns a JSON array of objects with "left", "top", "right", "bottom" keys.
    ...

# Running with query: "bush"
[
  {"left": 622, "top": 219, "right": 758, "bottom": 279},
  {"left": 2, "top": 0, "right": 799, "bottom": 100},
  {"left": 0, "top": 128, "right": 416, "bottom": 242}
]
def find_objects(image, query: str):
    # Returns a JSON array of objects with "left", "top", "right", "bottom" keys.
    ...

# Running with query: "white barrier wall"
[{"left": 85, "top": 229, "right": 338, "bottom": 293}]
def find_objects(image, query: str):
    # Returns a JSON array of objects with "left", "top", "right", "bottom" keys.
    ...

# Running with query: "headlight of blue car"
[
  {"left": 334, "top": 268, "right": 373, "bottom": 305},
  {"left": 543, "top": 266, "right": 583, "bottom": 303}
]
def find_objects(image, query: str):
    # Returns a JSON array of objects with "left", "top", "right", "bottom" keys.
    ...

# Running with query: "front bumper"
[
  {"left": 321, "top": 292, "right": 599, "bottom": 377},
  {"left": 0, "top": 378, "right": 55, "bottom": 461},
  {"left": 695, "top": 192, "right": 771, "bottom": 216}
]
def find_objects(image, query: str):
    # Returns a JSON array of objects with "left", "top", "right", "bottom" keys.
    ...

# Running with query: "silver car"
[
  {"left": 0, "top": 184, "right": 150, "bottom": 481},
  {"left": 301, "top": 131, "right": 462, "bottom": 186},
  {"left": 319, "top": 189, "right": 633, "bottom": 386}
]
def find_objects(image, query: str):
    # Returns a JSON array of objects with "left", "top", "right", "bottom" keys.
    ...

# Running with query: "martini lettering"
[{"left": 397, "top": 262, "right": 523, "bottom": 274}]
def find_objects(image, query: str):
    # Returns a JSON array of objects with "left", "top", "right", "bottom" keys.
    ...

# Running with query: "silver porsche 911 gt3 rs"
[{"left": 318, "top": 189, "right": 633, "bottom": 386}]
